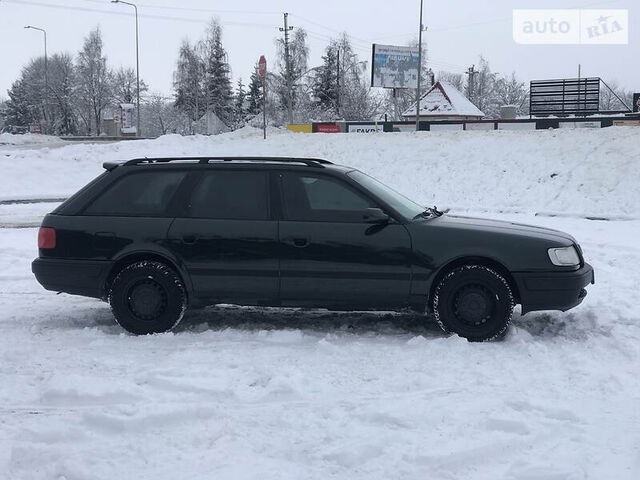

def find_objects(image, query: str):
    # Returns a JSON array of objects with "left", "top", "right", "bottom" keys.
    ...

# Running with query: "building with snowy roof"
[{"left": 401, "top": 81, "right": 484, "bottom": 121}]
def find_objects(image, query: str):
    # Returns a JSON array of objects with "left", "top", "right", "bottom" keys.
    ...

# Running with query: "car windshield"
[{"left": 347, "top": 170, "right": 425, "bottom": 220}]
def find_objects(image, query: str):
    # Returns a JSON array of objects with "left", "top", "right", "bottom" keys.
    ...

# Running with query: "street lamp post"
[
  {"left": 415, "top": 0, "right": 424, "bottom": 131},
  {"left": 24, "top": 25, "right": 47, "bottom": 131},
  {"left": 112, "top": 0, "right": 141, "bottom": 137}
]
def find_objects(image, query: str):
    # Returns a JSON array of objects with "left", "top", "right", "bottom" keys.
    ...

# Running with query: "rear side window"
[
  {"left": 84, "top": 171, "right": 187, "bottom": 216},
  {"left": 186, "top": 170, "right": 269, "bottom": 220}
]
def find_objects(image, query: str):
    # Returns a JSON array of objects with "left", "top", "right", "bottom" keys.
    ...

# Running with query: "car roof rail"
[{"left": 102, "top": 156, "right": 333, "bottom": 170}]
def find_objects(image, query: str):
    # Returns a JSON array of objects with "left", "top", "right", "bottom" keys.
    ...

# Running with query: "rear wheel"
[
  {"left": 108, "top": 261, "right": 186, "bottom": 335},
  {"left": 432, "top": 265, "right": 514, "bottom": 341}
]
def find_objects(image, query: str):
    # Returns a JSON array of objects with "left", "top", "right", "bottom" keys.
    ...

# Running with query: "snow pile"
[
  {"left": 2, "top": 126, "right": 639, "bottom": 218},
  {"left": 0, "top": 133, "right": 63, "bottom": 147}
]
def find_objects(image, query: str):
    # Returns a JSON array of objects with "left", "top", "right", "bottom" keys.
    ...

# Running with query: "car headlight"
[{"left": 548, "top": 246, "right": 580, "bottom": 266}]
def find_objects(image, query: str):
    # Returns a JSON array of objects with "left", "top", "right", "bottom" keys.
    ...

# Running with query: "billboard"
[
  {"left": 529, "top": 78, "right": 600, "bottom": 116},
  {"left": 371, "top": 44, "right": 419, "bottom": 89}
]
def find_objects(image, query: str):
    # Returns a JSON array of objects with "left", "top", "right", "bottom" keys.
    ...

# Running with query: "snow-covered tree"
[
  {"left": 493, "top": 72, "right": 528, "bottom": 115},
  {"left": 173, "top": 39, "right": 205, "bottom": 129},
  {"left": 201, "top": 19, "right": 233, "bottom": 126},
  {"left": 75, "top": 27, "right": 112, "bottom": 135},
  {"left": 5, "top": 53, "right": 78, "bottom": 134},
  {"left": 273, "top": 28, "right": 310, "bottom": 122},
  {"left": 437, "top": 71, "right": 464, "bottom": 92},
  {"left": 233, "top": 78, "right": 246, "bottom": 125},
  {"left": 112, "top": 66, "right": 148, "bottom": 105},
  {"left": 599, "top": 81, "right": 633, "bottom": 112},
  {"left": 246, "top": 64, "right": 263, "bottom": 116},
  {"left": 48, "top": 53, "right": 77, "bottom": 134}
]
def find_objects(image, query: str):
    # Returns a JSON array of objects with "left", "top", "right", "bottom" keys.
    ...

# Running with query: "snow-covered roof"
[{"left": 402, "top": 81, "right": 484, "bottom": 118}]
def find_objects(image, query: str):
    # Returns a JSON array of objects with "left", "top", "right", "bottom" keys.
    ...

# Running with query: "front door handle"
[{"left": 182, "top": 234, "right": 198, "bottom": 245}]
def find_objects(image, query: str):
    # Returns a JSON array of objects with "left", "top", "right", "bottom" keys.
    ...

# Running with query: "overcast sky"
[{"left": 0, "top": 0, "right": 637, "bottom": 99}]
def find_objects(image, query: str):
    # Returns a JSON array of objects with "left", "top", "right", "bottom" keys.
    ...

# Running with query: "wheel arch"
[
  {"left": 427, "top": 256, "right": 520, "bottom": 310},
  {"left": 103, "top": 251, "right": 191, "bottom": 300}
]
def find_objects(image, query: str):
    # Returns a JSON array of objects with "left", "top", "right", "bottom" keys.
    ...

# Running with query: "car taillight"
[{"left": 38, "top": 227, "right": 56, "bottom": 249}]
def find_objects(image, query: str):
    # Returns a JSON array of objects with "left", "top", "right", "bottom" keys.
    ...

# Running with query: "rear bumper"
[
  {"left": 514, "top": 263, "right": 594, "bottom": 314},
  {"left": 32, "top": 257, "right": 113, "bottom": 299}
]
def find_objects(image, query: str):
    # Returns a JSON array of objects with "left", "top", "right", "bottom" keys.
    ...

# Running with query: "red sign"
[
  {"left": 315, "top": 124, "right": 341, "bottom": 133},
  {"left": 258, "top": 56, "right": 267, "bottom": 78}
]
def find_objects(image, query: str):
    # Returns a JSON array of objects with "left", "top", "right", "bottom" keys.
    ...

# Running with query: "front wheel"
[
  {"left": 432, "top": 265, "right": 514, "bottom": 341},
  {"left": 108, "top": 261, "right": 187, "bottom": 335}
]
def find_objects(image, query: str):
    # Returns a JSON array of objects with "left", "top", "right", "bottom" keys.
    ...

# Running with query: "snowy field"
[{"left": 1, "top": 128, "right": 639, "bottom": 479}]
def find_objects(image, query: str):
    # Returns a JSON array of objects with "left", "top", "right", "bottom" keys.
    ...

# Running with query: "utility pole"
[
  {"left": 336, "top": 48, "right": 340, "bottom": 116},
  {"left": 279, "top": 12, "right": 294, "bottom": 124},
  {"left": 465, "top": 65, "right": 476, "bottom": 102},
  {"left": 112, "top": 0, "right": 141, "bottom": 137},
  {"left": 24, "top": 26, "right": 47, "bottom": 131},
  {"left": 415, "top": 0, "right": 424, "bottom": 131}
]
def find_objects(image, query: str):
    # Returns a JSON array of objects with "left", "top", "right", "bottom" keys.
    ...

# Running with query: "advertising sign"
[
  {"left": 316, "top": 124, "right": 341, "bottom": 133},
  {"left": 348, "top": 124, "right": 381, "bottom": 133},
  {"left": 371, "top": 44, "right": 419, "bottom": 89}
]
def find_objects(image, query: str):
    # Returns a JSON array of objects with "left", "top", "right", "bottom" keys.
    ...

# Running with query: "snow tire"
[
  {"left": 432, "top": 264, "right": 514, "bottom": 342},
  {"left": 108, "top": 261, "right": 186, "bottom": 335}
]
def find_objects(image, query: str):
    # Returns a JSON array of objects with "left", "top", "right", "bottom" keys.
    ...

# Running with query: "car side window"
[
  {"left": 186, "top": 170, "right": 269, "bottom": 220},
  {"left": 84, "top": 171, "right": 187, "bottom": 216},
  {"left": 282, "top": 172, "right": 375, "bottom": 222}
]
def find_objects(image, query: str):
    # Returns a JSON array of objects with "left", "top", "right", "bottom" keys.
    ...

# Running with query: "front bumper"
[
  {"left": 513, "top": 263, "right": 594, "bottom": 314},
  {"left": 32, "top": 257, "right": 113, "bottom": 299}
]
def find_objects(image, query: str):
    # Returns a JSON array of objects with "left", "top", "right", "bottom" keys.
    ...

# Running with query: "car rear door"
[
  {"left": 277, "top": 170, "right": 412, "bottom": 308},
  {"left": 167, "top": 168, "right": 279, "bottom": 305}
]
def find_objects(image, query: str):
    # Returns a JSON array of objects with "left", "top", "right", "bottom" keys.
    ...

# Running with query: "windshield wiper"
[{"left": 412, "top": 206, "right": 448, "bottom": 221}]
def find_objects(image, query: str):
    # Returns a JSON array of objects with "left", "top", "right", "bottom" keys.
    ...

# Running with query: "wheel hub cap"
[
  {"left": 454, "top": 285, "right": 494, "bottom": 325},
  {"left": 128, "top": 280, "right": 166, "bottom": 320}
]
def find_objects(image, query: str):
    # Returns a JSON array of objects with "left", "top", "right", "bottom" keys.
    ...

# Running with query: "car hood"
[{"left": 423, "top": 214, "right": 576, "bottom": 244}]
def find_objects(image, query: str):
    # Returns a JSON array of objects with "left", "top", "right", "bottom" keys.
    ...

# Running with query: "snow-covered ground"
[{"left": 1, "top": 128, "right": 639, "bottom": 479}]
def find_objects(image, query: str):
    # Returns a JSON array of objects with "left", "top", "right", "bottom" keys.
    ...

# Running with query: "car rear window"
[
  {"left": 84, "top": 171, "right": 187, "bottom": 216},
  {"left": 186, "top": 170, "right": 269, "bottom": 220}
]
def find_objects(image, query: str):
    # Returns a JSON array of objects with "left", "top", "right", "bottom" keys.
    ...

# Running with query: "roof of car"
[{"left": 103, "top": 157, "right": 349, "bottom": 172}]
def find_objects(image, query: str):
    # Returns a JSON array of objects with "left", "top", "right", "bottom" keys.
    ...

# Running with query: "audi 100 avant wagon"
[{"left": 32, "top": 157, "right": 594, "bottom": 341}]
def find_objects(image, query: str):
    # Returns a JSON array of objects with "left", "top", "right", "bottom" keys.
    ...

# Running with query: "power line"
[
  {"left": 3, "top": 0, "right": 278, "bottom": 28},
  {"left": 78, "top": 0, "right": 282, "bottom": 16}
]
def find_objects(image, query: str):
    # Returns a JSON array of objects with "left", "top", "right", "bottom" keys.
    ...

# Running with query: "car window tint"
[
  {"left": 282, "top": 173, "right": 374, "bottom": 222},
  {"left": 187, "top": 171, "right": 268, "bottom": 220},
  {"left": 85, "top": 171, "right": 186, "bottom": 216}
]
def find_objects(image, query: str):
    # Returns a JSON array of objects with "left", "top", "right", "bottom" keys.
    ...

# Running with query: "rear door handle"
[
  {"left": 182, "top": 234, "right": 198, "bottom": 245},
  {"left": 284, "top": 237, "right": 309, "bottom": 248}
]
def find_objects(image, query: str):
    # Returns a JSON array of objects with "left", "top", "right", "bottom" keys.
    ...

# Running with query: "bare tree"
[{"left": 75, "top": 27, "right": 112, "bottom": 135}]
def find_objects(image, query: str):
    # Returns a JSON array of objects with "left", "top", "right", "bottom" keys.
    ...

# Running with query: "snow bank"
[
  {"left": 0, "top": 133, "right": 62, "bottom": 146},
  {"left": 2, "top": 127, "right": 640, "bottom": 217}
]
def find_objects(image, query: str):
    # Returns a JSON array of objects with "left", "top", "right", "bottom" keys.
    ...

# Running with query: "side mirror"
[{"left": 363, "top": 207, "right": 390, "bottom": 224}]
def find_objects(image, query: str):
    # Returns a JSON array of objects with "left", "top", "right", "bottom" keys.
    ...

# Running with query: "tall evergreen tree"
[
  {"left": 246, "top": 64, "right": 263, "bottom": 116},
  {"left": 233, "top": 78, "right": 246, "bottom": 124},
  {"left": 201, "top": 19, "right": 233, "bottom": 126},
  {"left": 313, "top": 44, "right": 338, "bottom": 112}
]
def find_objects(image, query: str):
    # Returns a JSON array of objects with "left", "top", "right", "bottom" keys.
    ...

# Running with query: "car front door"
[
  {"left": 277, "top": 170, "right": 412, "bottom": 308},
  {"left": 167, "top": 168, "right": 279, "bottom": 305}
]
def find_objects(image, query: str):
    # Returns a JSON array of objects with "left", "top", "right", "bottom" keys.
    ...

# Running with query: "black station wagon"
[{"left": 32, "top": 157, "right": 594, "bottom": 340}]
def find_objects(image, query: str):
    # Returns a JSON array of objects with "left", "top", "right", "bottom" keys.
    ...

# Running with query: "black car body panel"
[{"left": 32, "top": 157, "right": 594, "bottom": 316}]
